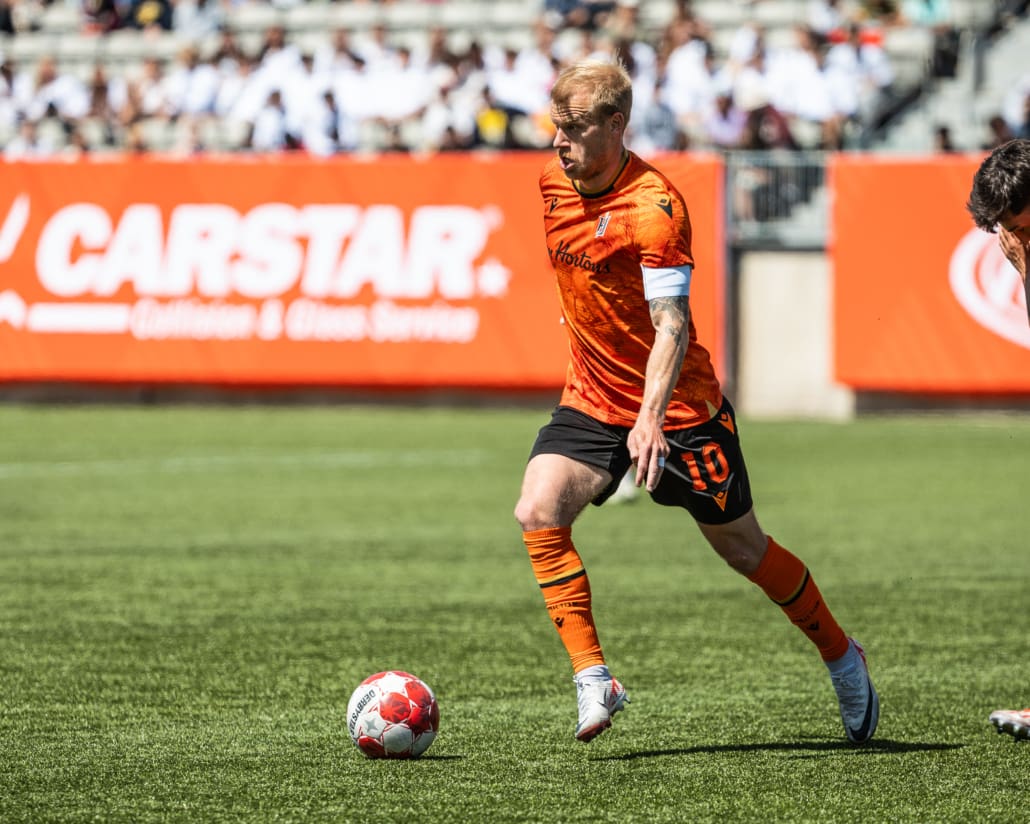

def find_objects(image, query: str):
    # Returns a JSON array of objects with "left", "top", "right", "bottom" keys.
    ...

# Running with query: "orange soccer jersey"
[{"left": 540, "top": 151, "right": 722, "bottom": 429}]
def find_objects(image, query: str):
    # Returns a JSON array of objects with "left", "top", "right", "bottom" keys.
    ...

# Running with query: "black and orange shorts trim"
[{"left": 528, "top": 398, "right": 753, "bottom": 525}]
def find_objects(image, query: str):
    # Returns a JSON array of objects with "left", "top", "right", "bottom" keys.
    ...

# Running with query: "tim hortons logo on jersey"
[
  {"left": 548, "top": 240, "right": 611, "bottom": 275},
  {"left": 949, "top": 227, "right": 1030, "bottom": 350},
  {"left": 0, "top": 197, "right": 512, "bottom": 343}
]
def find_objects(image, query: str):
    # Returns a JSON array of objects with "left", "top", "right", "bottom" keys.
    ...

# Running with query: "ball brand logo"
[
  {"left": 949, "top": 228, "right": 1030, "bottom": 350},
  {"left": 348, "top": 688, "right": 376, "bottom": 736}
]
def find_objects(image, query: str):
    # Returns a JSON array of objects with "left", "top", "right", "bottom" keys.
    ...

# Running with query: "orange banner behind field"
[
  {"left": 0, "top": 153, "right": 724, "bottom": 390},
  {"left": 832, "top": 154, "right": 1030, "bottom": 392}
]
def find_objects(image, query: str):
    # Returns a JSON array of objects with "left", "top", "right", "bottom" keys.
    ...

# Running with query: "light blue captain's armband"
[{"left": 642, "top": 264, "right": 692, "bottom": 300}]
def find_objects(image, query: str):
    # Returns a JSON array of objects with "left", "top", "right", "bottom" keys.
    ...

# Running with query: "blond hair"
[{"left": 550, "top": 60, "right": 633, "bottom": 125}]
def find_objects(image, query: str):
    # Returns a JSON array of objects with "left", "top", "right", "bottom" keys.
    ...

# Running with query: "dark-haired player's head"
[{"left": 967, "top": 138, "right": 1030, "bottom": 235}]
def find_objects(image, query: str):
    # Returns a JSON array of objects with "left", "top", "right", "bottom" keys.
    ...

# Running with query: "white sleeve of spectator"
[{"left": 642, "top": 264, "right": 692, "bottom": 300}]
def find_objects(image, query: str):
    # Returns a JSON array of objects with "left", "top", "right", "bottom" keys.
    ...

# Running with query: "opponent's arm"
[{"left": 628, "top": 294, "right": 689, "bottom": 492}]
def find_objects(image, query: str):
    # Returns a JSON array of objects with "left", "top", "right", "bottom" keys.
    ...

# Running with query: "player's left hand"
[{"left": 627, "top": 420, "right": 669, "bottom": 493}]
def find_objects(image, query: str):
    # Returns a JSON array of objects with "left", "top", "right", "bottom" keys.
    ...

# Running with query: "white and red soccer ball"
[{"left": 347, "top": 671, "right": 439, "bottom": 758}]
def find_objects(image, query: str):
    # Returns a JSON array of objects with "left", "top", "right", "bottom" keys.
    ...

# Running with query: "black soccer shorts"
[{"left": 528, "top": 398, "right": 753, "bottom": 525}]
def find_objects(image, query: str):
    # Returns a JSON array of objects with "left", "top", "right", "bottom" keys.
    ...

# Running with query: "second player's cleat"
[
  {"left": 574, "top": 675, "right": 629, "bottom": 742},
  {"left": 829, "top": 638, "right": 879, "bottom": 744},
  {"left": 990, "top": 709, "right": 1030, "bottom": 741},
  {"left": 606, "top": 471, "right": 640, "bottom": 505}
]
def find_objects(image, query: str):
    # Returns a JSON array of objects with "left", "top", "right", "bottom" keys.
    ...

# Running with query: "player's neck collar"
[{"left": 574, "top": 149, "right": 630, "bottom": 198}]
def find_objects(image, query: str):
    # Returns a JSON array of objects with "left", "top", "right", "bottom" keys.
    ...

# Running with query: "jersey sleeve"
[{"left": 635, "top": 181, "right": 694, "bottom": 271}]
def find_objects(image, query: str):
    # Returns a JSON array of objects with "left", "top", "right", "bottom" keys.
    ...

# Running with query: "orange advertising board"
[
  {"left": 0, "top": 153, "right": 725, "bottom": 390},
  {"left": 832, "top": 154, "right": 1030, "bottom": 392}
]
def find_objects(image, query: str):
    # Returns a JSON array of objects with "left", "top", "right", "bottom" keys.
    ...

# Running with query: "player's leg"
[
  {"left": 516, "top": 452, "right": 628, "bottom": 741},
  {"left": 516, "top": 451, "right": 611, "bottom": 677},
  {"left": 698, "top": 512, "right": 851, "bottom": 661},
  {"left": 698, "top": 512, "right": 878, "bottom": 743},
  {"left": 655, "top": 400, "right": 878, "bottom": 743},
  {"left": 515, "top": 408, "right": 633, "bottom": 742}
]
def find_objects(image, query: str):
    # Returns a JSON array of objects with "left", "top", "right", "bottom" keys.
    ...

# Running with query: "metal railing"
[{"left": 724, "top": 150, "right": 830, "bottom": 250}]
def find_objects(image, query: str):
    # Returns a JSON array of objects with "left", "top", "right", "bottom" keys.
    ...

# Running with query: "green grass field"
[{"left": 1, "top": 403, "right": 1028, "bottom": 823}]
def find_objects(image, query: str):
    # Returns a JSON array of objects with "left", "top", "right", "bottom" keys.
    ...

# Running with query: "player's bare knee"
[
  {"left": 708, "top": 535, "right": 764, "bottom": 575},
  {"left": 514, "top": 497, "right": 549, "bottom": 533},
  {"left": 723, "top": 550, "right": 762, "bottom": 576}
]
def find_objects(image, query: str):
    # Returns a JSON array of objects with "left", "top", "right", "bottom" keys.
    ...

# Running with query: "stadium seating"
[{"left": 0, "top": 0, "right": 1025, "bottom": 156}]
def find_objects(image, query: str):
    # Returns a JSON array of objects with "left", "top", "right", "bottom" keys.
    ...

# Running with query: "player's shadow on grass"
[{"left": 595, "top": 739, "right": 964, "bottom": 761}]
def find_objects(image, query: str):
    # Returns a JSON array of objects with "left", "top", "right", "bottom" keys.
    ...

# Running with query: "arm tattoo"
[{"left": 648, "top": 295, "right": 689, "bottom": 342}]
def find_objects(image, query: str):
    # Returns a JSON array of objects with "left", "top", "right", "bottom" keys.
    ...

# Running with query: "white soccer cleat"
[
  {"left": 574, "top": 675, "right": 629, "bottom": 742},
  {"left": 606, "top": 470, "right": 640, "bottom": 505},
  {"left": 990, "top": 709, "right": 1030, "bottom": 741},
  {"left": 829, "top": 638, "right": 879, "bottom": 744}
]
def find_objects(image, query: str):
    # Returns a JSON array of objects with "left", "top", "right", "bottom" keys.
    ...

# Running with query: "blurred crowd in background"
[{"left": 0, "top": 0, "right": 1028, "bottom": 158}]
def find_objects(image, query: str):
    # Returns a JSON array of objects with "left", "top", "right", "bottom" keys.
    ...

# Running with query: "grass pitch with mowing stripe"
[{"left": 1, "top": 404, "right": 1027, "bottom": 823}]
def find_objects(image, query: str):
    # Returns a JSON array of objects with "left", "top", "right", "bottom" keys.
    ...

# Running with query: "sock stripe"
[
  {"left": 538, "top": 568, "right": 586, "bottom": 588},
  {"left": 772, "top": 568, "right": 810, "bottom": 607}
]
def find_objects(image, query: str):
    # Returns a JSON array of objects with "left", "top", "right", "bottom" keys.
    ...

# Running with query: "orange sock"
[
  {"left": 747, "top": 536, "right": 850, "bottom": 662},
  {"left": 523, "top": 527, "right": 605, "bottom": 673}
]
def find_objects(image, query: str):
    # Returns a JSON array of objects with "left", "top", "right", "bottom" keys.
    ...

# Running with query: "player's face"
[
  {"left": 999, "top": 204, "right": 1030, "bottom": 244},
  {"left": 550, "top": 88, "right": 624, "bottom": 193}
]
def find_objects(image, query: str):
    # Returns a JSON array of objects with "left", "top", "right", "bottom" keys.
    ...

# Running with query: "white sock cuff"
[
  {"left": 825, "top": 641, "right": 859, "bottom": 675},
  {"left": 574, "top": 664, "right": 611, "bottom": 683}
]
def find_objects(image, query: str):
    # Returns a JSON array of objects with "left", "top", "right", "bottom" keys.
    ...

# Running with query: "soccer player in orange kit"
[
  {"left": 513, "top": 59, "right": 879, "bottom": 744},
  {"left": 968, "top": 138, "right": 1030, "bottom": 741}
]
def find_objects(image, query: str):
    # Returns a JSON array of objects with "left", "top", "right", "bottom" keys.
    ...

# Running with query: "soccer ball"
[{"left": 346, "top": 670, "right": 440, "bottom": 759}]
